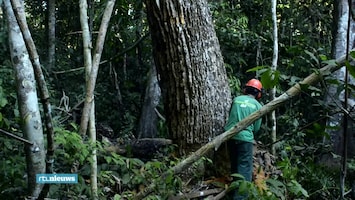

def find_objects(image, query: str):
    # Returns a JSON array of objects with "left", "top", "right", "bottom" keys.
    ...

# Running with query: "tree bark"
[
  {"left": 78, "top": 0, "right": 97, "bottom": 197},
  {"left": 79, "top": 0, "right": 116, "bottom": 136},
  {"left": 79, "top": 0, "right": 93, "bottom": 136},
  {"left": 328, "top": 0, "right": 355, "bottom": 197},
  {"left": 145, "top": 0, "right": 231, "bottom": 154},
  {"left": 9, "top": 3, "right": 56, "bottom": 196},
  {"left": 270, "top": 0, "right": 278, "bottom": 155},
  {"left": 4, "top": 0, "right": 45, "bottom": 197},
  {"left": 39, "top": 0, "right": 56, "bottom": 197},
  {"left": 134, "top": 50, "right": 350, "bottom": 199},
  {"left": 47, "top": 0, "right": 55, "bottom": 71},
  {"left": 79, "top": 0, "right": 116, "bottom": 198},
  {"left": 137, "top": 64, "right": 161, "bottom": 138},
  {"left": 327, "top": 0, "right": 355, "bottom": 157}
]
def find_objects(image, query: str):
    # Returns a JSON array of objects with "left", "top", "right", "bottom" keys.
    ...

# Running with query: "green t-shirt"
[{"left": 224, "top": 95, "right": 262, "bottom": 142}]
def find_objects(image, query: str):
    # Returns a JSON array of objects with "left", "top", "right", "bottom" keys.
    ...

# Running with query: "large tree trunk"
[
  {"left": 4, "top": 0, "right": 45, "bottom": 197},
  {"left": 145, "top": 0, "right": 231, "bottom": 154}
]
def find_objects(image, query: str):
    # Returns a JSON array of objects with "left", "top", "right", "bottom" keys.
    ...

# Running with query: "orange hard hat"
[{"left": 245, "top": 79, "right": 263, "bottom": 91}]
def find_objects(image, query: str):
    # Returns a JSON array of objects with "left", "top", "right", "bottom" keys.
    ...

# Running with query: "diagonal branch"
[
  {"left": 0, "top": 128, "right": 34, "bottom": 145},
  {"left": 134, "top": 51, "right": 353, "bottom": 199}
]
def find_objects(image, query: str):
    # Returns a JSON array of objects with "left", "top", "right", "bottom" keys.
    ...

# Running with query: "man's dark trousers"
[{"left": 228, "top": 140, "right": 253, "bottom": 200}]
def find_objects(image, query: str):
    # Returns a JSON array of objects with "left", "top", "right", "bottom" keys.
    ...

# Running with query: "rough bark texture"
[
  {"left": 47, "top": 0, "right": 55, "bottom": 71},
  {"left": 327, "top": 0, "right": 355, "bottom": 156},
  {"left": 5, "top": 0, "right": 45, "bottom": 197},
  {"left": 145, "top": 0, "right": 231, "bottom": 153}
]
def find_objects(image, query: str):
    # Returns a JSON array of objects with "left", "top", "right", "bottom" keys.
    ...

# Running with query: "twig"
[
  {"left": 99, "top": 34, "right": 149, "bottom": 65},
  {"left": 155, "top": 108, "right": 166, "bottom": 121},
  {"left": 0, "top": 128, "right": 34, "bottom": 145},
  {"left": 52, "top": 67, "right": 85, "bottom": 75}
]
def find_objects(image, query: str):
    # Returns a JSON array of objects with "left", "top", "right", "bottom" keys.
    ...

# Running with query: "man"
[{"left": 224, "top": 78, "right": 263, "bottom": 199}]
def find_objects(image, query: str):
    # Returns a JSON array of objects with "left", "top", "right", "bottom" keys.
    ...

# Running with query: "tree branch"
[
  {"left": 134, "top": 51, "right": 353, "bottom": 199},
  {"left": 0, "top": 128, "right": 34, "bottom": 145}
]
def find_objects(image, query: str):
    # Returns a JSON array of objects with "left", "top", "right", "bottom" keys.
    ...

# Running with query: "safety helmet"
[
  {"left": 245, "top": 79, "right": 263, "bottom": 91},
  {"left": 245, "top": 79, "right": 263, "bottom": 99}
]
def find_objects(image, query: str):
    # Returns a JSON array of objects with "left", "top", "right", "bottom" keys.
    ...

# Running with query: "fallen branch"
[
  {"left": 169, "top": 188, "right": 223, "bottom": 200},
  {"left": 134, "top": 52, "right": 352, "bottom": 199},
  {"left": 208, "top": 188, "right": 229, "bottom": 200}
]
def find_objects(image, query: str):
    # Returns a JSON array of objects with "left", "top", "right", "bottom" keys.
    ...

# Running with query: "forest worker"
[{"left": 224, "top": 78, "right": 263, "bottom": 199}]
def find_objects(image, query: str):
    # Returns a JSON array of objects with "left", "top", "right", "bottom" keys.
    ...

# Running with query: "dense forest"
[{"left": 0, "top": 0, "right": 354, "bottom": 199}]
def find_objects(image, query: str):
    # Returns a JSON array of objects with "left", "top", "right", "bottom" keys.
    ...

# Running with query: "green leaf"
[
  {"left": 113, "top": 194, "right": 121, "bottom": 200},
  {"left": 304, "top": 50, "right": 319, "bottom": 65},
  {"left": 4, "top": 140, "right": 13, "bottom": 149},
  {"left": 266, "top": 179, "right": 286, "bottom": 200},
  {"left": 261, "top": 69, "right": 280, "bottom": 89},
  {"left": 105, "top": 156, "right": 112, "bottom": 164},
  {"left": 287, "top": 180, "right": 309, "bottom": 197},
  {"left": 349, "top": 50, "right": 355, "bottom": 59},
  {"left": 238, "top": 181, "right": 249, "bottom": 194},
  {"left": 321, "top": 59, "right": 337, "bottom": 66},
  {"left": 0, "top": 87, "right": 8, "bottom": 108},
  {"left": 122, "top": 173, "right": 130, "bottom": 184},
  {"left": 319, "top": 54, "right": 327, "bottom": 61},
  {"left": 246, "top": 65, "right": 266, "bottom": 73},
  {"left": 231, "top": 173, "right": 246, "bottom": 180},
  {"left": 345, "top": 62, "right": 355, "bottom": 79}
]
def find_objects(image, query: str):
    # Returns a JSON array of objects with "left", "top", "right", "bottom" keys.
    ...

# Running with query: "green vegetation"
[{"left": 0, "top": 0, "right": 354, "bottom": 199}]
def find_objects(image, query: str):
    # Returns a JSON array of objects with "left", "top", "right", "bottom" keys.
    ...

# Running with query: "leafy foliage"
[
  {"left": 47, "top": 128, "right": 181, "bottom": 199},
  {"left": 0, "top": 0, "right": 353, "bottom": 199}
]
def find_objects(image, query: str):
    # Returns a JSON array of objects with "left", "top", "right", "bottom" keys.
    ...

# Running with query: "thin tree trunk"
[
  {"left": 7, "top": 0, "right": 56, "bottom": 197},
  {"left": 79, "top": 0, "right": 93, "bottom": 136},
  {"left": 134, "top": 50, "right": 351, "bottom": 199},
  {"left": 47, "top": 0, "right": 55, "bottom": 71},
  {"left": 78, "top": 0, "right": 97, "bottom": 198},
  {"left": 4, "top": 0, "right": 45, "bottom": 198},
  {"left": 9, "top": 0, "right": 56, "bottom": 161},
  {"left": 79, "top": 0, "right": 116, "bottom": 136},
  {"left": 270, "top": 0, "right": 278, "bottom": 155},
  {"left": 9, "top": 0, "right": 56, "bottom": 185},
  {"left": 39, "top": 0, "right": 56, "bottom": 197},
  {"left": 327, "top": 0, "right": 355, "bottom": 197},
  {"left": 79, "top": 0, "right": 116, "bottom": 198},
  {"left": 89, "top": 102, "right": 97, "bottom": 198},
  {"left": 327, "top": 0, "right": 355, "bottom": 156}
]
